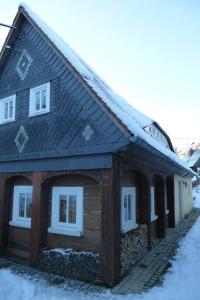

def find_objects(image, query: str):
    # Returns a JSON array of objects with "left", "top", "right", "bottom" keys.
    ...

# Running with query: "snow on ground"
[
  {"left": 193, "top": 184, "right": 200, "bottom": 208},
  {"left": 1, "top": 186, "right": 200, "bottom": 300}
]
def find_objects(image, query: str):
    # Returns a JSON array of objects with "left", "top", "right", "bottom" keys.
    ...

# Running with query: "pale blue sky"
[{"left": 1, "top": 0, "right": 200, "bottom": 149}]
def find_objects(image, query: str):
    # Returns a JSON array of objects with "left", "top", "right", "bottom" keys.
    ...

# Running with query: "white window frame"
[
  {"left": 0, "top": 95, "right": 16, "bottom": 124},
  {"left": 9, "top": 185, "right": 32, "bottom": 229},
  {"left": 121, "top": 187, "right": 138, "bottom": 233},
  {"left": 48, "top": 186, "right": 83, "bottom": 237},
  {"left": 150, "top": 187, "right": 158, "bottom": 222},
  {"left": 29, "top": 82, "right": 50, "bottom": 116}
]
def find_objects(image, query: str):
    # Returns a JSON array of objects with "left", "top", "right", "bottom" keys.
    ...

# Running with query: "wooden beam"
[
  {"left": 30, "top": 172, "right": 44, "bottom": 265},
  {"left": 0, "top": 175, "right": 7, "bottom": 255},
  {"left": 101, "top": 155, "right": 121, "bottom": 286}
]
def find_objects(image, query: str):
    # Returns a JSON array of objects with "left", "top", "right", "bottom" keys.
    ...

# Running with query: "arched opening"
[
  {"left": 135, "top": 172, "right": 150, "bottom": 226},
  {"left": 4, "top": 175, "right": 32, "bottom": 261},
  {"left": 120, "top": 169, "right": 150, "bottom": 276},
  {"left": 166, "top": 176, "right": 175, "bottom": 227},
  {"left": 154, "top": 175, "right": 165, "bottom": 239},
  {"left": 41, "top": 173, "right": 101, "bottom": 252}
]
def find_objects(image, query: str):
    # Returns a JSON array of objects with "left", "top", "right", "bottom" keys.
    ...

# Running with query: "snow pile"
[
  {"left": 193, "top": 184, "right": 200, "bottom": 208},
  {"left": 47, "top": 248, "right": 99, "bottom": 257},
  {"left": 18, "top": 3, "right": 193, "bottom": 175}
]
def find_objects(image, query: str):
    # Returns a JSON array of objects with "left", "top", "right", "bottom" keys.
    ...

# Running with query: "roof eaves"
[{"left": 130, "top": 136, "right": 195, "bottom": 176}]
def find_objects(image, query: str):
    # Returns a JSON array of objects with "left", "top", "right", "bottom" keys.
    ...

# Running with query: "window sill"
[
  {"left": 48, "top": 227, "right": 83, "bottom": 237},
  {"left": 9, "top": 220, "right": 31, "bottom": 229},
  {"left": 121, "top": 223, "right": 138, "bottom": 234},
  {"left": 151, "top": 214, "right": 158, "bottom": 222},
  {"left": 0, "top": 119, "right": 15, "bottom": 125},
  {"left": 29, "top": 110, "right": 50, "bottom": 118}
]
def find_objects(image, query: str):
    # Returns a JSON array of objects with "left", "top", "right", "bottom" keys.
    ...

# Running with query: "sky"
[{"left": 0, "top": 0, "right": 200, "bottom": 149}]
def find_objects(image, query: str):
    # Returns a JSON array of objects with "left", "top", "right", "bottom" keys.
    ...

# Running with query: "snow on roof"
[
  {"left": 19, "top": 3, "right": 153, "bottom": 131},
  {"left": 18, "top": 3, "right": 193, "bottom": 174},
  {"left": 186, "top": 149, "right": 200, "bottom": 168}
]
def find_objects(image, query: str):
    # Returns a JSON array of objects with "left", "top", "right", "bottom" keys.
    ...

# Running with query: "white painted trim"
[
  {"left": 121, "top": 187, "right": 137, "bottom": 233},
  {"left": 48, "top": 227, "right": 83, "bottom": 237},
  {"left": 50, "top": 186, "right": 83, "bottom": 237},
  {"left": 150, "top": 186, "right": 158, "bottom": 222},
  {"left": 0, "top": 95, "right": 16, "bottom": 124},
  {"left": 9, "top": 220, "right": 31, "bottom": 229},
  {"left": 29, "top": 82, "right": 50, "bottom": 116},
  {"left": 10, "top": 185, "right": 32, "bottom": 228},
  {"left": 151, "top": 214, "right": 158, "bottom": 222},
  {"left": 121, "top": 223, "right": 138, "bottom": 234}
]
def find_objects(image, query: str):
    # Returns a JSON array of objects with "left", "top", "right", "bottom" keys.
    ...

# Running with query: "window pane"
[
  {"left": 41, "top": 90, "right": 46, "bottom": 109},
  {"left": 35, "top": 91, "right": 40, "bottom": 111},
  {"left": 9, "top": 101, "right": 13, "bottom": 118},
  {"left": 59, "top": 195, "right": 67, "bottom": 222},
  {"left": 68, "top": 195, "right": 77, "bottom": 224},
  {"left": 19, "top": 193, "right": 25, "bottom": 217},
  {"left": 124, "top": 195, "right": 128, "bottom": 222},
  {"left": 127, "top": 194, "right": 132, "bottom": 220},
  {"left": 4, "top": 102, "right": 8, "bottom": 119},
  {"left": 26, "top": 193, "right": 32, "bottom": 218}
]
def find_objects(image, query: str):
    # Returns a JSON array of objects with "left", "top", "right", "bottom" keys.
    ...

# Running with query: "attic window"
[
  {"left": 0, "top": 95, "right": 16, "bottom": 124},
  {"left": 29, "top": 83, "right": 50, "bottom": 116}
]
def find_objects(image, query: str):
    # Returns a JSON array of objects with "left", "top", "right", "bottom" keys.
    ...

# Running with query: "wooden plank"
[
  {"left": 7, "top": 247, "right": 29, "bottom": 260},
  {"left": 8, "top": 226, "right": 30, "bottom": 243},
  {"left": 8, "top": 240, "right": 30, "bottom": 252},
  {"left": 47, "top": 230, "right": 101, "bottom": 250},
  {"left": 0, "top": 176, "right": 7, "bottom": 255}
]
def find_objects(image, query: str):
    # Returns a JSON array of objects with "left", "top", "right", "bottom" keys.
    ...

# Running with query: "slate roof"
[{"left": 0, "top": 3, "right": 194, "bottom": 175}]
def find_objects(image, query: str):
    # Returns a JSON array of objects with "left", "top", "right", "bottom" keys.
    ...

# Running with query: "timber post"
[
  {"left": 101, "top": 155, "right": 121, "bottom": 286},
  {"left": 0, "top": 175, "right": 7, "bottom": 255},
  {"left": 30, "top": 172, "right": 44, "bottom": 265}
]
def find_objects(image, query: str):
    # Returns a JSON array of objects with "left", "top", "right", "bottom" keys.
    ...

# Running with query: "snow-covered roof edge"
[
  {"left": 17, "top": 3, "right": 194, "bottom": 175},
  {"left": 18, "top": 3, "right": 153, "bottom": 130}
]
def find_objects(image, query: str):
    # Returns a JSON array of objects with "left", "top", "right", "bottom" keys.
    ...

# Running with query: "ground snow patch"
[
  {"left": 1, "top": 216, "right": 200, "bottom": 300},
  {"left": 193, "top": 184, "right": 200, "bottom": 208},
  {"left": 1, "top": 188, "right": 200, "bottom": 299}
]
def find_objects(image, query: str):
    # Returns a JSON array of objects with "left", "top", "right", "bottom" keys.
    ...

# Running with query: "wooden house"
[{"left": 0, "top": 4, "right": 193, "bottom": 286}]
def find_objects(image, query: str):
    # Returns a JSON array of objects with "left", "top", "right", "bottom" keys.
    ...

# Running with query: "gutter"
[{"left": 129, "top": 136, "right": 195, "bottom": 177}]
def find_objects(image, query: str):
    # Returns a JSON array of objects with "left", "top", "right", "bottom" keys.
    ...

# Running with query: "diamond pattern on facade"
[
  {"left": 14, "top": 125, "right": 29, "bottom": 153},
  {"left": 16, "top": 49, "right": 33, "bottom": 80},
  {"left": 82, "top": 125, "right": 94, "bottom": 141}
]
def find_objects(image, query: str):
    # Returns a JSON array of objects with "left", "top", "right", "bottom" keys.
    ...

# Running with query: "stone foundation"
[
  {"left": 39, "top": 248, "right": 102, "bottom": 283},
  {"left": 121, "top": 224, "right": 148, "bottom": 276}
]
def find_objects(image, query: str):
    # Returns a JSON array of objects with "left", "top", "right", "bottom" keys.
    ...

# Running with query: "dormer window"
[
  {"left": 29, "top": 83, "right": 50, "bottom": 116},
  {"left": 0, "top": 95, "right": 16, "bottom": 124}
]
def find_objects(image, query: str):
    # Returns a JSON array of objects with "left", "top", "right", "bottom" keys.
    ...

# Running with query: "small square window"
[
  {"left": 0, "top": 95, "right": 16, "bottom": 124},
  {"left": 121, "top": 187, "right": 138, "bottom": 233},
  {"left": 48, "top": 187, "right": 83, "bottom": 237},
  {"left": 29, "top": 83, "right": 50, "bottom": 116},
  {"left": 9, "top": 185, "right": 32, "bottom": 229}
]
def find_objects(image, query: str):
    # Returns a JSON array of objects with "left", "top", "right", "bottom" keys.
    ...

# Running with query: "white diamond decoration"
[
  {"left": 16, "top": 49, "right": 33, "bottom": 80},
  {"left": 82, "top": 125, "right": 94, "bottom": 141},
  {"left": 15, "top": 125, "right": 29, "bottom": 153}
]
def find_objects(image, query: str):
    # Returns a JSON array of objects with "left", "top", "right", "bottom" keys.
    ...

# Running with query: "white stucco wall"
[{"left": 174, "top": 175, "right": 193, "bottom": 226}]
